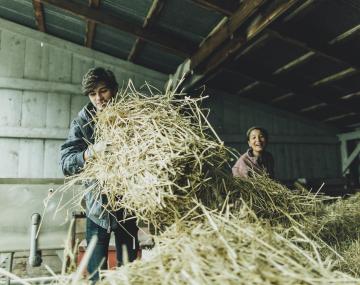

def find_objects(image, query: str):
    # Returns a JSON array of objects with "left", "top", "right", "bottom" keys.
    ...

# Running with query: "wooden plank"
[
  {"left": 190, "top": 0, "right": 265, "bottom": 70},
  {"left": 40, "top": 0, "right": 194, "bottom": 57},
  {"left": 0, "top": 77, "right": 80, "bottom": 94},
  {"left": 49, "top": 47, "right": 72, "bottom": 82},
  {"left": 0, "top": 139, "right": 20, "bottom": 178},
  {"left": 198, "top": 0, "right": 299, "bottom": 77},
  {"left": 24, "top": 39, "right": 49, "bottom": 80},
  {"left": 190, "top": 0, "right": 239, "bottom": 16},
  {"left": 46, "top": 93, "right": 71, "bottom": 128},
  {"left": 21, "top": 91, "right": 47, "bottom": 128},
  {"left": 0, "top": 30, "right": 26, "bottom": 77},
  {"left": 338, "top": 130, "right": 360, "bottom": 141},
  {"left": 0, "top": 90, "right": 22, "bottom": 127},
  {"left": 128, "top": 0, "right": 165, "bottom": 62},
  {"left": 18, "top": 139, "right": 44, "bottom": 178},
  {"left": 32, "top": 0, "right": 46, "bottom": 32},
  {"left": 84, "top": 0, "right": 100, "bottom": 48},
  {"left": 44, "top": 140, "right": 63, "bottom": 178},
  {"left": 0, "top": 127, "right": 68, "bottom": 139}
]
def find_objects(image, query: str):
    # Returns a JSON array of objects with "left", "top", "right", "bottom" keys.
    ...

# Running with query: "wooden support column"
[
  {"left": 85, "top": 0, "right": 100, "bottom": 48},
  {"left": 32, "top": 0, "right": 46, "bottom": 32},
  {"left": 338, "top": 130, "right": 360, "bottom": 174}
]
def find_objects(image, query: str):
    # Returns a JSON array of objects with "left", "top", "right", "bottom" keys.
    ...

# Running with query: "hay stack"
[
  {"left": 52, "top": 83, "right": 360, "bottom": 285},
  {"left": 100, "top": 205, "right": 359, "bottom": 285},
  {"left": 60, "top": 85, "right": 232, "bottom": 229},
  {"left": 314, "top": 193, "right": 360, "bottom": 245}
]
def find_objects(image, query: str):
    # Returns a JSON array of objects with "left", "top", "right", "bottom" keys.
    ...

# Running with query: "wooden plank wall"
[
  {"left": 0, "top": 19, "right": 167, "bottom": 178},
  {"left": 204, "top": 89, "right": 341, "bottom": 181}
]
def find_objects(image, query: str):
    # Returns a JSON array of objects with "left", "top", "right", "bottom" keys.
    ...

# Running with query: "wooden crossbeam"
[
  {"left": 191, "top": 0, "right": 265, "bottom": 70},
  {"left": 128, "top": 0, "right": 165, "bottom": 62},
  {"left": 170, "top": 0, "right": 299, "bottom": 90},
  {"left": 39, "top": 0, "right": 194, "bottom": 57},
  {"left": 199, "top": 0, "right": 299, "bottom": 76},
  {"left": 32, "top": 0, "right": 46, "bottom": 32},
  {"left": 190, "top": 0, "right": 239, "bottom": 16},
  {"left": 85, "top": 0, "right": 100, "bottom": 48}
]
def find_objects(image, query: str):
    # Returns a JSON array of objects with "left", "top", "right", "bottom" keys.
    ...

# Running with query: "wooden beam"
[
  {"left": 329, "top": 24, "right": 360, "bottom": 45},
  {"left": 32, "top": 0, "right": 46, "bottom": 32},
  {"left": 268, "top": 29, "right": 359, "bottom": 72},
  {"left": 200, "top": 1, "right": 299, "bottom": 75},
  {"left": 190, "top": 0, "right": 239, "bottom": 16},
  {"left": 85, "top": 0, "right": 100, "bottom": 48},
  {"left": 39, "top": 0, "right": 194, "bottom": 57},
  {"left": 338, "top": 130, "right": 360, "bottom": 142},
  {"left": 191, "top": 0, "right": 265, "bottom": 70},
  {"left": 128, "top": 0, "right": 165, "bottom": 62}
]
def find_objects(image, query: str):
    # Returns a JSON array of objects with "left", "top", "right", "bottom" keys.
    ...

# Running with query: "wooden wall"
[
  {"left": 204, "top": 89, "right": 341, "bottom": 181},
  {"left": 0, "top": 18, "right": 167, "bottom": 178}
]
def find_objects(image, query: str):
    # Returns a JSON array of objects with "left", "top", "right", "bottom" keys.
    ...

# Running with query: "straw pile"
[
  {"left": 50, "top": 83, "right": 360, "bottom": 285},
  {"left": 100, "top": 205, "right": 359, "bottom": 285},
  {"left": 60, "top": 84, "right": 231, "bottom": 230},
  {"left": 337, "top": 238, "right": 360, "bottom": 277},
  {"left": 230, "top": 173, "right": 329, "bottom": 228},
  {"left": 313, "top": 193, "right": 360, "bottom": 245}
]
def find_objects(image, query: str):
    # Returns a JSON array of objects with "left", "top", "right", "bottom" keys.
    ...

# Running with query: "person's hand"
[{"left": 84, "top": 141, "right": 111, "bottom": 160}]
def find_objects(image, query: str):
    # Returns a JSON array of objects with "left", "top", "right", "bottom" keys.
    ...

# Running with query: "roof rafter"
[
  {"left": 128, "top": 0, "right": 165, "bottom": 62},
  {"left": 170, "top": 0, "right": 299, "bottom": 90},
  {"left": 39, "top": 0, "right": 195, "bottom": 57},
  {"left": 32, "top": 0, "right": 46, "bottom": 32},
  {"left": 85, "top": 0, "right": 100, "bottom": 48}
]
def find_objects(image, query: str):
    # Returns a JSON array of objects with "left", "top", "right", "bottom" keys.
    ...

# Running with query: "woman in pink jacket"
[{"left": 232, "top": 126, "right": 274, "bottom": 179}]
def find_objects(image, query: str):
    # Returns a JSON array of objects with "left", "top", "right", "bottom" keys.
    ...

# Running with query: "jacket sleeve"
[
  {"left": 232, "top": 155, "right": 249, "bottom": 178},
  {"left": 60, "top": 119, "right": 87, "bottom": 176}
]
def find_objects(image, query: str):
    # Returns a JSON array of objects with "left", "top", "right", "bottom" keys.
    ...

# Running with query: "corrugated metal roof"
[
  {"left": 1, "top": 0, "right": 360, "bottom": 129},
  {"left": 100, "top": 0, "right": 151, "bottom": 26},
  {"left": 135, "top": 41, "right": 183, "bottom": 73},
  {"left": 156, "top": 0, "right": 223, "bottom": 44},
  {"left": 42, "top": 3, "right": 85, "bottom": 46},
  {"left": 93, "top": 24, "right": 137, "bottom": 60},
  {"left": 0, "top": 0, "right": 36, "bottom": 29}
]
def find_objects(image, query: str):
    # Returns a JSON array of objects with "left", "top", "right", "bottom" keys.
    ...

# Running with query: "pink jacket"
[{"left": 232, "top": 148, "right": 274, "bottom": 178}]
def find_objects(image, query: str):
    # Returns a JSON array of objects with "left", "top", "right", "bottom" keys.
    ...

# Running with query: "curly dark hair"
[
  {"left": 81, "top": 67, "right": 118, "bottom": 96},
  {"left": 246, "top": 126, "right": 269, "bottom": 142}
]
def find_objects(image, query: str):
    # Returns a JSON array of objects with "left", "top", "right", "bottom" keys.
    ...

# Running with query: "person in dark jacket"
[
  {"left": 60, "top": 67, "right": 139, "bottom": 282},
  {"left": 232, "top": 126, "right": 274, "bottom": 179}
]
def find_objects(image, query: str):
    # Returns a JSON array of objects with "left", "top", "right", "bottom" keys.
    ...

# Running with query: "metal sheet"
[{"left": 0, "top": 183, "right": 83, "bottom": 252}]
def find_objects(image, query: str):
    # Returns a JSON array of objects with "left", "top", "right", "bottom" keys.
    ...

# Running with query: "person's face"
[
  {"left": 88, "top": 82, "right": 115, "bottom": 111},
  {"left": 248, "top": 129, "right": 267, "bottom": 154}
]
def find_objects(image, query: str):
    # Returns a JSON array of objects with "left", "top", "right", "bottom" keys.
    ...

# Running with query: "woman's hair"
[
  {"left": 82, "top": 67, "right": 118, "bottom": 96},
  {"left": 246, "top": 126, "right": 269, "bottom": 141}
]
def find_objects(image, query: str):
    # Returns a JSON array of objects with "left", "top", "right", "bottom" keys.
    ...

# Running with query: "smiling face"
[
  {"left": 248, "top": 128, "right": 267, "bottom": 156},
  {"left": 88, "top": 82, "right": 115, "bottom": 111}
]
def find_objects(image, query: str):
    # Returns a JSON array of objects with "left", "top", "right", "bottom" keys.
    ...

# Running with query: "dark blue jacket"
[{"left": 60, "top": 102, "right": 111, "bottom": 230}]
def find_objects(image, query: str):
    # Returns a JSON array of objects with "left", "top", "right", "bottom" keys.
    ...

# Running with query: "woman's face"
[{"left": 248, "top": 129, "right": 267, "bottom": 154}]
